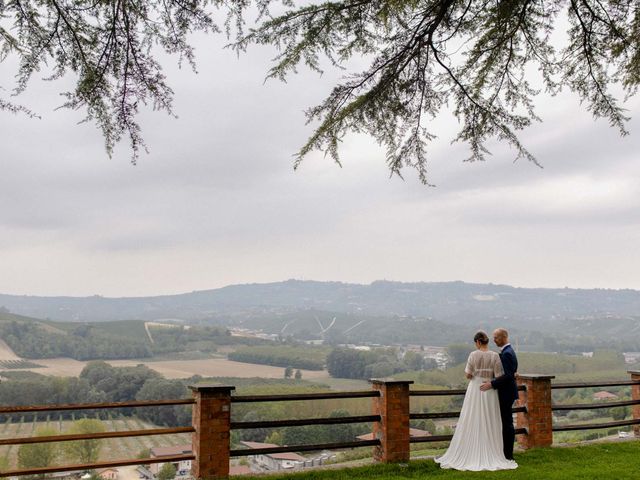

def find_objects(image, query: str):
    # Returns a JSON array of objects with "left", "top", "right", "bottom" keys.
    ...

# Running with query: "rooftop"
[
  {"left": 150, "top": 444, "right": 193, "bottom": 458},
  {"left": 240, "top": 441, "right": 306, "bottom": 461}
]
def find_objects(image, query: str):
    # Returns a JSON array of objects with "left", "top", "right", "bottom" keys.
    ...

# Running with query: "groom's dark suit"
[{"left": 490, "top": 344, "right": 518, "bottom": 460}]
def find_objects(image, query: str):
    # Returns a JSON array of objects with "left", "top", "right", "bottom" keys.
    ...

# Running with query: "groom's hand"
[{"left": 480, "top": 382, "right": 492, "bottom": 391}]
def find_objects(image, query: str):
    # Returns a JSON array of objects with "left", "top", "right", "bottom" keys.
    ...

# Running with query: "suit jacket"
[{"left": 491, "top": 344, "right": 519, "bottom": 404}]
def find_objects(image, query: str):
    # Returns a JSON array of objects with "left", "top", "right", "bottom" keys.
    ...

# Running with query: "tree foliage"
[
  {"left": 0, "top": 361, "right": 166, "bottom": 421},
  {"left": 0, "top": 374, "right": 108, "bottom": 422},
  {"left": 64, "top": 418, "right": 106, "bottom": 464},
  {"left": 275, "top": 409, "right": 369, "bottom": 445},
  {"left": 228, "top": 345, "right": 327, "bottom": 370},
  {"left": 403, "top": 351, "right": 427, "bottom": 370},
  {"left": 147, "top": 325, "right": 229, "bottom": 354},
  {"left": 1, "top": 1, "right": 639, "bottom": 181},
  {"left": 158, "top": 462, "right": 177, "bottom": 480},
  {"left": 135, "top": 377, "right": 191, "bottom": 426},
  {"left": 238, "top": 0, "right": 640, "bottom": 183},
  {"left": 264, "top": 430, "right": 284, "bottom": 445},
  {"left": 0, "top": 321, "right": 152, "bottom": 360},
  {"left": 137, "top": 447, "right": 152, "bottom": 459},
  {"left": 609, "top": 406, "right": 629, "bottom": 421},
  {"left": 17, "top": 426, "right": 59, "bottom": 469},
  {"left": 446, "top": 343, "right": 475, "bottom": 365},
  {"left": 326, "top": 346, "right": 436, "bottom": 379},
  {"left": 0, "top": 0, "right": 224, "bottom": 159}
]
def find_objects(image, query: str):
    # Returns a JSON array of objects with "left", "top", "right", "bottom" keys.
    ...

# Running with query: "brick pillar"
[
  {"left": 629, "top": 370, "right": 640, "bottom": 438},
  {"left": 516, "top": 374, "right": 555, "bottom": 449},
  {"left": 189, "top": 384, "right": 235, "bottom": 479},
  {"left": 369, "top": 379, "right": 413, "bottom": 463}
]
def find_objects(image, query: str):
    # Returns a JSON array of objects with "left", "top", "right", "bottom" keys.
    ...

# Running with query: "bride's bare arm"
[{"left": 464, "top": 351, "right": 474, "bottom": 379}]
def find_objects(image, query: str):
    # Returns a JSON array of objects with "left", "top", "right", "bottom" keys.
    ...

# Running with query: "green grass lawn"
[{"left": 241, "top": 442, "right": 639, "bottom": 480}]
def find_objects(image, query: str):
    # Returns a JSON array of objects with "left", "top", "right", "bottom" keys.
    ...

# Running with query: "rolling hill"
[{"left": 1, "top": 280, "right": 639, "bottom": 325}]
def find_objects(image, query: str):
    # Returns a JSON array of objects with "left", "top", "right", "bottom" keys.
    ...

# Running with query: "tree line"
[
  {"left": 0, "top": 362, "right": 190, "bottom": 427},
  {"left": 0, "top": 365, "right": 392, "bottom": 447},
  {"left": 0, "top": 321, "right": 151, "bottom": 360},
  {"left": 326, "top": 347, "right": 437, "bottom": 380},
  {"left": 0, "top": 320, "right": 259, "bottom": 361},
  {"left": 235, "top": 409, "right": 370, "bottom": 446},
  {"left": 0, "top": 365, "right": 347, "bottom": 428},
  {"left": 18, "top": 418, "right": 106, "bottom": 471},
  {"left": 228, "top": 345, "right": 327, "bottom": 371},
  {"left": 148, "top": 325, "right": 233, "bottom": 354}
]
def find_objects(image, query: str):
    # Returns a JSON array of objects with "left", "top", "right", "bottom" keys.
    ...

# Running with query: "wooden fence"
[{"left": 0, "top": 371, "right": 638, "bottom": 478}]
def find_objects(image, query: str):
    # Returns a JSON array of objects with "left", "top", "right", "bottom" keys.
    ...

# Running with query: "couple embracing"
[{"left": 435, "top": 328, "right": 519, "bottom": 471}]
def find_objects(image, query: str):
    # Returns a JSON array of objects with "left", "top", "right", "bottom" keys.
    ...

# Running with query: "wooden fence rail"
[{"left": 0, "top": 398, "right": 195, "bottom": 414}]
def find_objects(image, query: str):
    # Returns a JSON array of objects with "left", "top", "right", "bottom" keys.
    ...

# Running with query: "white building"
[
  {"left": 239, "top": 441, "right": 305, "bottom": 471},
  {"left": 623, "top": 352, "right": 640, "bottom": 364}
]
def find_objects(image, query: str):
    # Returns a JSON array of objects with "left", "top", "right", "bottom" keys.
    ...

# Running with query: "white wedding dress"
[{"left": 435, "top": 349, "right": 518, "bottom": 471}]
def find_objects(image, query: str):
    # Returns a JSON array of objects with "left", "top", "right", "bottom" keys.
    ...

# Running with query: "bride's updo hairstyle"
[{"left": 473, "top": 331, "right": 490, "bottom": 345}]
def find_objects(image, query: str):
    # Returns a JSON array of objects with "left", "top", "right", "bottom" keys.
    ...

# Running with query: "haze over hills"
[
  {"left": 1, "top": 280, "right": 639, "bottom": 325},
  {"left": 1, "top": 281, "right": 639, "bottom": 353}
]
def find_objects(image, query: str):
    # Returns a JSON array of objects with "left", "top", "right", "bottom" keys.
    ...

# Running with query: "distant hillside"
[
  {"left": 1, "top": 280, "right": 639, "bottom": 324},
  {"left": 0, "top": 310, "right": 150, "bottom": 341},
  {"left": 0, "top": 313, "right": 153, "bottom": 360},
  {"left": 0, "top": 310, "right": 50, "bottom": 325},
  {"left": 0, "top": 312, "right": 241, "bottom": 360}
]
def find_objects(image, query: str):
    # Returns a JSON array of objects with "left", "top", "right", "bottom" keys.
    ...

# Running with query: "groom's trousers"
[{"left": 499, "top": 397, "right": 515, "bottom": 460}]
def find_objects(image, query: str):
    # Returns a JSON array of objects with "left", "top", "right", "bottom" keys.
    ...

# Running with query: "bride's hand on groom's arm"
[{"left": 479, "top": 382, "right": 492, "bottom": 391}]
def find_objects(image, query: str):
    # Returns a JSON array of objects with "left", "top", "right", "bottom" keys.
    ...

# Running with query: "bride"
[{"left": 435, "top": 331, "right": 518, "bottom": 471}]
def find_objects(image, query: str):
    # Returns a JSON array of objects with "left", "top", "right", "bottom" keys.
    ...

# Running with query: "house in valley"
[
  {"left": 239, "top": 441, "right": 305, "bottom": 471},
  {"left": 149, "top": 444, "right": 193, "bottom": 479}
]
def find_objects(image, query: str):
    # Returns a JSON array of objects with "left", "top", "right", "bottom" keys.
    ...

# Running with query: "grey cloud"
[{"left": 1, "top": 30, "right": 640, "bottom": 295}]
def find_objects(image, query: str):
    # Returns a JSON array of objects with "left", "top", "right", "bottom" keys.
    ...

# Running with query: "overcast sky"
[{"left": 2, "top": 29, "right": 640, "bottom": 297}]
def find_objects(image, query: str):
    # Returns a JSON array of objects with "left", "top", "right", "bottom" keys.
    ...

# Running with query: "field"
[
  {"left": 37, "top": 319, "right": 151, "bottom": 342},
  {"left": 0, "top": 333, "right": 331, "bottom": 383},
  {"left": 0, "top": 339, "right": 20, "bottom": 361},
  {"left": 0, "top": 415, "right": 190, "bottom": 470},
  {"left": 13, "top": 357, "right": 331, "bottom": 380}
]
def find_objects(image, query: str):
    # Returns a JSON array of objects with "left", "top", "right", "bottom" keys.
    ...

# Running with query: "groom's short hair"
[{"left": 495, "top": 328, "right": 509, "bottom": 339}]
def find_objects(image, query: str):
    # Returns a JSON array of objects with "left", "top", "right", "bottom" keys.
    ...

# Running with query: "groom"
[{"left": 480, "top": 328, "right": 518, "bottom": 460}]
